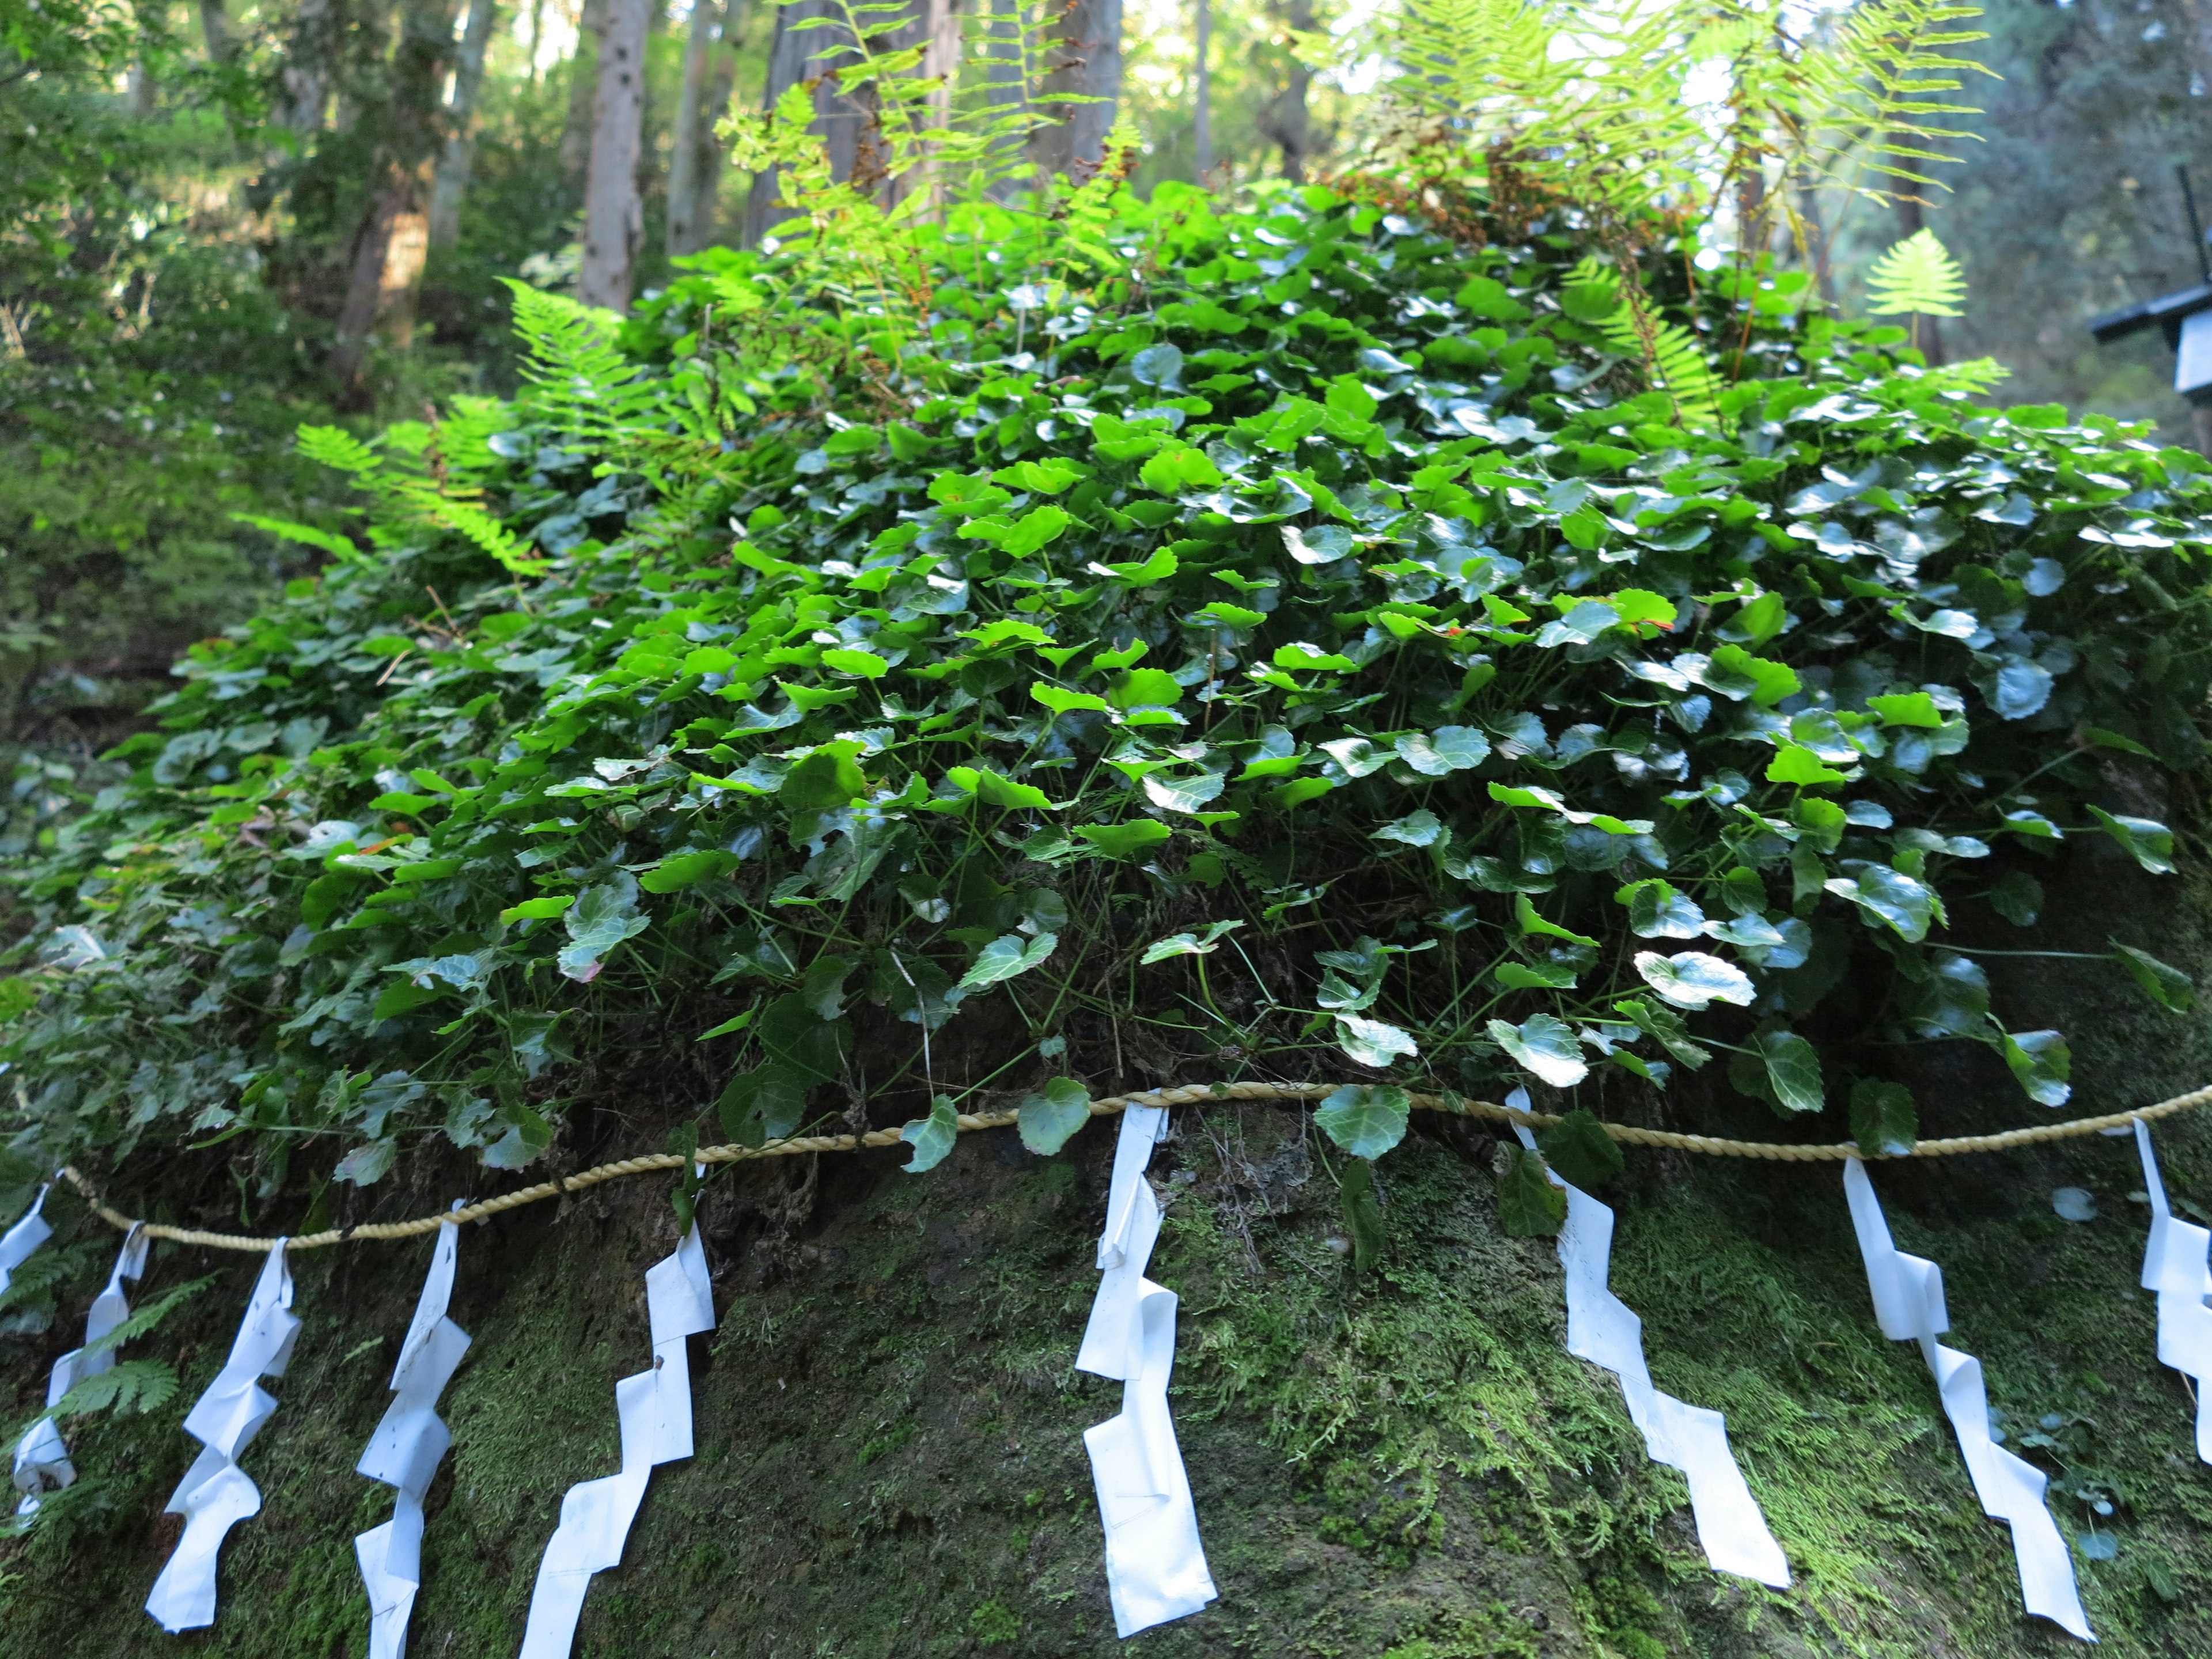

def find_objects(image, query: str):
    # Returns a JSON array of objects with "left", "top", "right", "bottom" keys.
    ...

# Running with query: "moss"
[{"left": 2, "top": 855, "right": 2210, "bottom": 1656}]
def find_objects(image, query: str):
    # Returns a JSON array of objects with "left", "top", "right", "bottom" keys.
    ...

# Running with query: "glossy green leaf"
[
  {"left": 1487, "top": 1012, "right": 1588, "bottom": 1087},
  {"left": 1497, "top": 1146, "right": 1567, "bottom": 1237},
  {"left": 1017, "top": 1077, "right": 1093, "bottom": 1155},
  {"left": 1313, "top": 1083, "right": 1411, "bottom": 1159},
  {"left": 1632, "top": 950, "right": 1755, "bottom": 1010},
  {"left": 1537, "top": 1108, "right": 1625, "bottom": 1190},
  {"left": 1850, "top": 1079, "right": 1918, "bottom": 1157},
  {"left": 900, "top": 1094, "right": 960, "bottom": 1173},
  {"left": 2113, "top": 942, "right": 2194, "bottom": 1013}
]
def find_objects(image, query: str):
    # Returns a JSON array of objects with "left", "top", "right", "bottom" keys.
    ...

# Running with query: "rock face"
[{"left": 3, "top": 871, "right": 2211, "bottom": 1658}]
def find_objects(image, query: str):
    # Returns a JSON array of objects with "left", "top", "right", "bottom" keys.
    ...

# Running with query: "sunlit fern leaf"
[
  {"left": 1866, "top": 227, "right": 1968, "bottom": 317},
  {"left": 430, "top": 498, "right": 545, "bottom": 578},
  {"left": 79, "top": 1277, "right": 212, "bottom": 1362},
  {"left": 229, "top": 514, "right": 367, "bottom": 565},
  {"left": 502, "top": 281, "right": 658, "bottom": 442},
  {"left": 0, "top": 1252, "right": 68, "bottom": 1315},
  {"left": 1914, "top": 357, "right": 2012, "bottom": 396},
  {"left": 49, "top": 1358, "right": 179, "bottom": 1418},
  {"left": 296, "top": 425, "right": 383, "bottom": 479},
  {"left": 1598, "top": 308, "right": 1721, "bottom": 433}
]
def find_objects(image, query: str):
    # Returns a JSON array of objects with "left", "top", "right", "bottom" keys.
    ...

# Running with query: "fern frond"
[
  {"left": 79, "top": 1276, "right": 211, "bottom": 1362},
  {"left": 1599, "top": 306, "right": 1722, "bottom": 433},
  {"left": 426, "top": 497, "right": 547, "bottom": 578},
  {"left": 502, "top": 281, "right": 660, "bottom": 442},
  {"left": 295, "top": 425, "right": 382, "bottom": 478},
  {"left": 49, "top": 1358, "right": 179, "bottom": 1418},
  {"left": 1865, "top": 227, "right": 1967, "bottom": 317},
  {"left": 229, "top": 514, "right": 368, "bottom": 565}
]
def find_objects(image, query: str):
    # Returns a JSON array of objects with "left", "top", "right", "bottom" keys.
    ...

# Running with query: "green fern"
[
  {"left": 1866, "top": 227, "right": 1968, "bottom": 317},
  {"left": 48, "top": 1358, "right": 179, "bottom": 1418},
  {"left": 228, "top": 514, "right": 367, "bottom": 566},
  {"left": 1599, "top": 308, "right": 1722, "bottom": 432}
]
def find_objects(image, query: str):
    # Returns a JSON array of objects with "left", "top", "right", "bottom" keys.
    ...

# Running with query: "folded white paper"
[
  {"left": 13, "top": 1223, "right": 149, "bottom": 1514},
  {"left": 1077, "top": 1105, "right": 1216, "bottom": 1638},
  {"left": 1510, "top": 1096, "right": 1789, "bottom": 1586},
  {"left": 145, "top": 1239, "right": 301, "bottom": 1633},
  {"left": 357, "top": 1212, "right": 471, "bottom": 1659},
  {"left": 1843, "top": 1159, "right": 2093, "bottom": 1641},
  {"left": 2133, "top": 1122, "right": 2212, "bottom": 1463},
  {"left": 0, "top": 1182, "right": 54, "bottom": 1298},
  {"left": 517, "top": 1221, "right": 715, "bottom": 1659}
]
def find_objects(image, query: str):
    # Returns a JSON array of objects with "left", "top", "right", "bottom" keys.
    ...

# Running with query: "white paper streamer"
[
  {"left": 12, "top": 1224, "right": 149, "bottom": 1515},
  {"left": 0, "top": 1182, "right": 54, "bottom": 1298},
  {"left": 1508, "top": 1097, "right": 1789, "bottom": 1586},
  {"left": 145, "top": 1238, "right": 301, "bottom": 1633},
  {"left": 1076, "top": 1104, "right": 1217, "bottom": 1639},
  {"left": 1843, "top": 1158, "right": 2093, "bottom": 1641},
  {"left": 356, "top": 1212, "right": 471, "bottom": 1659},
  {"left": 517, "top": 1220, "right": 715, "bottom": 1659},
  {"left": 2133, "top": 1121, "right": 2212, "bottom": 1463}
]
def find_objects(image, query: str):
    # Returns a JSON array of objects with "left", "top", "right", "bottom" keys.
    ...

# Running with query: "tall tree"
[
  {"left": 332, "top": 0, "right": 463, "bottom": 381},
  {"left": 741, "top": 0, "right": 955, "bottom": 245},
  {"left": 1256, "top": 0, "right": 1313, "bottom": 181},
  {"left": 1192, "top": 0, "right": 1211, "bottom": 180},
  {"left": 668, "top": 0, "right": 740, "bottom": 255},
  {"left": 578, "top": 0, "right": 650, "bottom": 308},
  {"left": 279, "top": 0, "right": 335, "bottom": 132},
  {"left": 1029, "top": 0, "right": 1121, "bottom": 183},
  {"left": 560, "top": 0, "right": 609, "bottom": 175},
  {"left": 428, "top": 0, "right": 502, "bottom": 249}
]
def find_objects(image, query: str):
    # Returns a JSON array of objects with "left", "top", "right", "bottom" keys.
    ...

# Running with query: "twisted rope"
[{"left": 55, "top": 1078, "right": 2212, "bottom": 1254}]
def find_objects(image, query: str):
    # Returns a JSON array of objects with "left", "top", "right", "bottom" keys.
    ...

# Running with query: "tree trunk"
[
  {"left": 331, "top": 171, "right": 434, "bottom": 380},
  {"left": 1192, "top": 0, "right": 1211, "bottom": 181},
  {"left": 330, "top": 0, "right": 459, "bottom": 379},
  {"left": 683, "top": 3, "right": 745, "bottom": 247},
  {"left": 579, "top": 0, "right": 651, "bottom": 310},
  {"left": 428, "top": 0, "right": 502, "bottom": 251},
  {"left": 741, "top": 0, "right": 838, "bottom": 248},
  {"left": 1256, "top": 0, "right": 1312, "bottom": 181},
  {"left": 1028, "top": 0, "right": 1122, "bottom": 185},
  {"left": 740, "top": 0, "right": 957, "bottom": 244},
  {"left": 197, "top": 0, "right": 230, "bottom": 60},
  {"left": 560, "top": 0, "right": 609, "bottom": 177},
  {"left": 279, "top": 0, "right": 335, "bottom": 132},
  {"left": 666, "top": 0, "right": 724, "bottom": 256}
]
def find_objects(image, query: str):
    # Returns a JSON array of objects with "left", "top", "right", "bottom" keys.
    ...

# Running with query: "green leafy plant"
[{"left": 0, "top": 166, "right": 2206, "bottom": 1214}]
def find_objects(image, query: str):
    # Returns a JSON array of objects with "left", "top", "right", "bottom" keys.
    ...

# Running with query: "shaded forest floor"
[{"left": 4, "top": 862, "right": 2211, "bottom": 1659}]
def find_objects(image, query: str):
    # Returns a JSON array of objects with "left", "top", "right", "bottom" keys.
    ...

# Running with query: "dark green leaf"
[
  {"left": 1497, "top": 1146, "right": 1567, "bottom": 1237},
  {"left": 1849, "top": 1079, "right": 1918, "bottom": 1157},
  {"left": 1537, "top": 1108, "right": 1624, "bottom": 1190}
]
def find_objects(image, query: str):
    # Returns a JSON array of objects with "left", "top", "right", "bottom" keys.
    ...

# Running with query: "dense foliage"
[{"left": 7, "top": 180, "right": 2209, "bottom": 1209}]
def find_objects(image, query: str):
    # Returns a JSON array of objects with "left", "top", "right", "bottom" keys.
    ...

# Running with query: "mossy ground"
[{"left": 3, "top": 857, "right": 2210, "bottom": 1658}]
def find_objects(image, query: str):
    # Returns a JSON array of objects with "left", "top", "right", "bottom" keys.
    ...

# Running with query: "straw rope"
[{"left": 54, "top": 1078, "right": 2212, "bottom": 1254}]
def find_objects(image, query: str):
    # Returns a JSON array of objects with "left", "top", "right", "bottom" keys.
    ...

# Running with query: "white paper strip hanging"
[
  {"left": 1842, "top": 1159, "right": 2093, "bottom": 1641},
  {"left": 356, "top": 1211, "right": 471, "bottom": 1659},
  {"left": 0, "top": 1182, "right": 54, "bottom": 1298},
  {"left": 2132, "top": 1121, "right": 2212, "bottom": 1463},
  {"left": 12, "top": 1224, "right": 149, "bottom": 1515},
  {"left": 1075, "top": 1104, "right": 1217, "bottom": 1639},
  {"left": 145, "top": 1238, "right": 301, "bottom": 1633},
  {"left": 1508, "top": 1097, "right": 1789, "bottom": 1586},
  {"left": 517, "top": 1220, "right": 715, "bottom": 1659}
]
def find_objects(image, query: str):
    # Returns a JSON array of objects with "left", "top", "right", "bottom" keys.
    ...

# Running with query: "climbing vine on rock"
[{"left": 5, "top": 181, "right": 2210, "bottom": 1206}]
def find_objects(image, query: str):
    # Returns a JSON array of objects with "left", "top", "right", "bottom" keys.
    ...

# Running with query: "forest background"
[{"left": 5, "top": 0, "right": 2212, "bottom": 802}]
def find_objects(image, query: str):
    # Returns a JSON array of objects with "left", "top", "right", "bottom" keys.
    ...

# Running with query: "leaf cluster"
[{"left": 5, "top": 181, "right": 2209, "bottom": 1207}]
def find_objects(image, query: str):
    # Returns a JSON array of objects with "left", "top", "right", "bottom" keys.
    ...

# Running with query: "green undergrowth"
[
  {"left": 7, "top": 180, "right": 2212, "bottom": 1230},
  {"left": 3, "top": 923, "right": 2211, "bottom": 1658}
]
